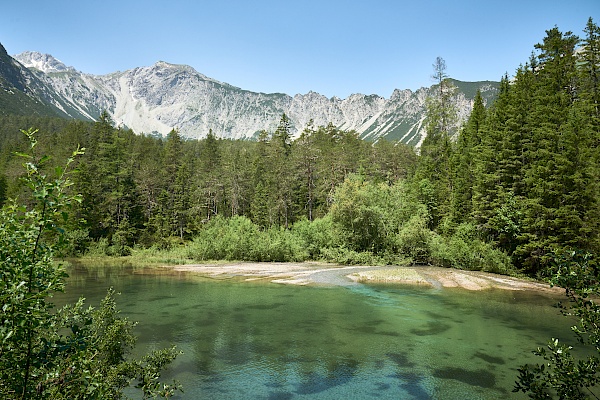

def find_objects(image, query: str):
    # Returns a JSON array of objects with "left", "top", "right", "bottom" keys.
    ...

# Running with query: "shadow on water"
[
  {"left": 58, "top": 263, "right": 576, "bottom": 399},
  {"left": 397, "top": 372, "right": 430, "bottom": 400},
  {"left": 473, "top": 351, "right": 506, "bottom": 365},
  {"left": 433, "top": 367, "right": 496, "bottom": 388},
  {"left": 387, "top": 352, "right": 416, "bottom": 368},
  {"left": 268, "top": 391, "right": 294, "bottom": 400},
  {"left": 243, "top": 302, "right": 286, "bottom": 310},
  {"left": 294, "top": 359, "right": 359, "bottom": 395},
  {"left": 410, "top": 321, "right": 452, "bottom": 336}
]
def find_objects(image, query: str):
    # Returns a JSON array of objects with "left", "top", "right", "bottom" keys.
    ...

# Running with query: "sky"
[{"left": 2, "top": 0, "right": 598, "bottom": 99}]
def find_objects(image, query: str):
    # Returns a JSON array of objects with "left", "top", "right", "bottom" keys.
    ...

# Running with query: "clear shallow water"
[{"left": 56, "top": 264, "right": 572, "bottom": 399}]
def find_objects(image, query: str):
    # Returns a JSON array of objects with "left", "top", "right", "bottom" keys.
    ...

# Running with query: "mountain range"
[{"left": 0, "top": 42, "right": 499, "bottom": 145}]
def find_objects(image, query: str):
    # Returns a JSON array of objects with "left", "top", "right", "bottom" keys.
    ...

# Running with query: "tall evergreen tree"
[
  {"left": 270, "top": 114, "right": 295, "bottom": 228},
  {"left": 250, "top": 130, "right": 276, "bottom": 228},
  {"left": 450, "top": 90, "right": 486, "bottom": 223},
  {"left": 196, "top": 130, "right": 223, "bottom": 222},
  {"left": 515, "top": 27, "right": 580, "bottom": 272},
  {"left": 294, "top": 121, "right": 320, "bottom": 221},
  {"left": 415, "top": 57, "right": 458, "bottom": 229}
]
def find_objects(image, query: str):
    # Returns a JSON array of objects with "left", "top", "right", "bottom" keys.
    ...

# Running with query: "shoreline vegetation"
[
  {"left": 6, "top": 18, "right": 600, "bottom": 287},
  {"left": 2, "top": 18, "right": 596, "bottom": 398}
]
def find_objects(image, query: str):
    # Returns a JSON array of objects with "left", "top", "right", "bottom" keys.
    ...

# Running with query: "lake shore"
[{"left": 165, "top": 262, "right": 563, "bottom": 294}]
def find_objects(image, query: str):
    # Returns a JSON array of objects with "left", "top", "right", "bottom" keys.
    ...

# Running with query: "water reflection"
[{"left": 56, "top": 263, "right": 570, "bottom": 399}]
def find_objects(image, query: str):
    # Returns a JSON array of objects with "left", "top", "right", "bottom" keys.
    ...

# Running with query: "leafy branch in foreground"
[
  {"left": 514, "top": 251, "right": 600, "bottom": 399},
  {"left": 0, "top": 129, "right": 181, "bottom": 399}
]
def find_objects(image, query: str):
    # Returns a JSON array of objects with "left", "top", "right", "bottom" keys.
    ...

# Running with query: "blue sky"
[{"left": 2, "top": 0, "right": 598, "bottom": 98}]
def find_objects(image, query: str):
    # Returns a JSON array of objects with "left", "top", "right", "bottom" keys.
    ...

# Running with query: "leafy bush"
[
  {"left": 188, "top": 215, "right": 258, "bottom": 260},
  {"left": 514, "top": 251, "right": 600, "bottom": 398},
  {"left": 251, "top": 227, "right": 308, "bottom": 262},
  {"left": 60, "top": 228, "right": 91, "bottom": 256},
  {"left": 320, "top": 247, "right": 384, "bottom": 265},
  {"left": 188, "top": 215, "right": 309, "bottom": 262},
  {"left": 109, "top": 227, "right": 133, "bottom": 256},
  {"left": 0, "top": 129, "right": 180, "bottom": 399},
  {"left": 329, "top": 175, "right": 388, "bottom": 253},
  {"left": 292, "top": 216, "right": 335, "bottom": 259},
  {"left": 429, "top": 223, "right": 512, "bottom": 273},
  {"left": 328, "top": 175, "right": 430, "bottom": 256},
  {"left": 395, "top": 215, "right": 434, "bottom": 264},
  {"left": 86, "top": 237, "right": 111, "bottom": 256}
]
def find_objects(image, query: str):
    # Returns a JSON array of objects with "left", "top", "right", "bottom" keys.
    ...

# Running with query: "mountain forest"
[
  {"left": 1, "top": 16, "right": 600, "bottom": 399},
  {"left": 0, "top": 20, "right": 598, "bottom": 280}
]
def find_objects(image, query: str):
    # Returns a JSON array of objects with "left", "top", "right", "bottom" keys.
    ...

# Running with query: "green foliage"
[
  {"left": 328, "top": 175, "right": 428, "bottom": 255},
  {"left": 514, "top": 251, "right": 600, "bottom": 399},
  {"left": 0, "top": 129, "right": 180, "bottom": 399},
  {"left": 428, "top": 223, "right": 513, "bottom": 273},
  {"left": 42, "top": 289, "right": 181, "bottom": 399},
  {"left": 2, "top": 18, "right": 598, "bottom": 287},
  {"left": 291, "top": 216, "right": 335, "bottom": 259},
  {"left": 464, "top": 19, "right": 600, "bottom": 275},
  {"left": 329, "top": 175, "right": 389, "bottom": 253},
  {"left": 187, "top": 215, "right": 308, "bottom": 262},
  {"left": 60, "top": 228, "right": 91, "bottom": 256},
  {"left": 395, "top": 215, "right": 433, "bottom": 264},
  {"left": 319, "top": 247, "right": 384, "bottom": 266},
  {"left": 187, "top": 215, "right": 258, "bottom": 260},
  {"left": 251, "top": 226, "right": 308, "bottom": 262}
]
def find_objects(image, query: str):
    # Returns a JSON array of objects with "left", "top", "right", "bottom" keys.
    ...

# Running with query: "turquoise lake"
[{"left": 56, "top": 264, "right": 573, "bottom": 399}]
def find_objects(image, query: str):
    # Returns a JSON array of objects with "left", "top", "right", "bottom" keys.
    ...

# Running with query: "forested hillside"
[{"left": 1, "top": 19, "right": 598, "bottom": 278}]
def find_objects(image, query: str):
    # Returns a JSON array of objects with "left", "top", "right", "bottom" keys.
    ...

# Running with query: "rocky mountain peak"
[
  {"left": 15, "top": 51, "right": 73, "bottom": 73},
  {"left": 3, "top": 44, "right": 500, "bottom": 145}
]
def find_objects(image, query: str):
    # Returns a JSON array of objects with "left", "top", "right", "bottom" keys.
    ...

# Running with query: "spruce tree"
[
  {"left": 196, "top": 130, "right": 223, "bottom": 222},
  {"left": 250, "top": 130, "right": 276, "bottom": 228},
  {"left": 450, "top": 89, "right": 486, "bottom": 224},
  {"left": 516, "top": 27, "right": 580, "bottom": 272},
  {"left": 293, "top": 121, "right": 320, "bottom": 221},
  {"left": 415, "top": 57, "right": 457, "bottom": 229},
  {"left": 270, "top": 114, "right": 295, "bottom": 228}
]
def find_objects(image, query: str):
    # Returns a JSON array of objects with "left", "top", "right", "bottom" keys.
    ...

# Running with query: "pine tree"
[
  {"left": 250, "top": 130, "right": 276, "bottom": 228},
  {"left": 515, "top": 27, "right": 580, "bottom": 272},
  {"left": 270, "top": 114, "right": 295, "bottom": 228},
  {"left": 580, "top": 17, "right": 600, "bottom": 154},
  {"left": 472, "top": 75, "right": 523, "bottom": 251},
  {"left": 293, "top": 121, "right": 320, "bottom": 221},
  {"left": 196, "top": 130, "right": 223, "bottom": 222},
  {"left": 222, "top": 141, "right": 253, "bottom": 217},
  {"left": 415, "top": 57, "right": 457, "bottom": 229},
  {"left": 75, "top": 112, "right": 140, "bottom": 244},
  {"left": 450, "top": 89, "right": 486, "bottom": 223}
]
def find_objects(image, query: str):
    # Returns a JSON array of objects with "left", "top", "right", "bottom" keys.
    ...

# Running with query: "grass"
[{"left": 351, "top": 267, "right": 430, "bottom": 285}]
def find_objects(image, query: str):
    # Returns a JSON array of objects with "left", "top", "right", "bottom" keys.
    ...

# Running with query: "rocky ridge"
[{"left": 12, "top": 50, "right": 499, "bottom": 144}]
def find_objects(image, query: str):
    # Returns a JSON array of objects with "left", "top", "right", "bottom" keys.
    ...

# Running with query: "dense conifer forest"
[
  {"left": 0, "top": 19, "right": 598, "bottom": 280},
  {"left": 1, "top": 18, "right": 600, "bottom": 399}
]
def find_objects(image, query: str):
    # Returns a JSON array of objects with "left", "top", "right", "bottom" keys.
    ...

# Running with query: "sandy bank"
[{"left": 165, "top": 262, "right": 562, "bottom": 294}]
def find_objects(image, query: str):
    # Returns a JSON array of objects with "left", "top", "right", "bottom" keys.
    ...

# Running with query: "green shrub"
[
  {"left": 0, "top": 129, "right": 180, "bottom": 398},
  {"left": 188, "top": 216, "right": 309, "bottom": 262},
  {"left": 292, "top": 216, "right": 335, "bottom": 259},
  {"left": 61, "top": 228, "right": 91, "bottom": 256},
  {"left": 187, "top": 215, "right": 257, "bottom": 260},
  {"left": 395, "top": 215, "right": 433, "bottom": 264},
  {"left": 251, "top": 227, "right": 309, "bottom": 262},
  {"left": 320, "top": 247, "right": 384, "bottom": 265},
  {"left": 87, "top": 237, "right": 111, "bottom": 256},
  {"left": 109, "top": 228, "right": 132, "bottom": 256},
  {"left": 429, "top": 224, "right": 513, "bottom": 273},
  {"left": 478, "top": 242, "right": 514, "bottom": 275},
  {"left": 328, "top": 175, "right": 388, "bottom": 253}
]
